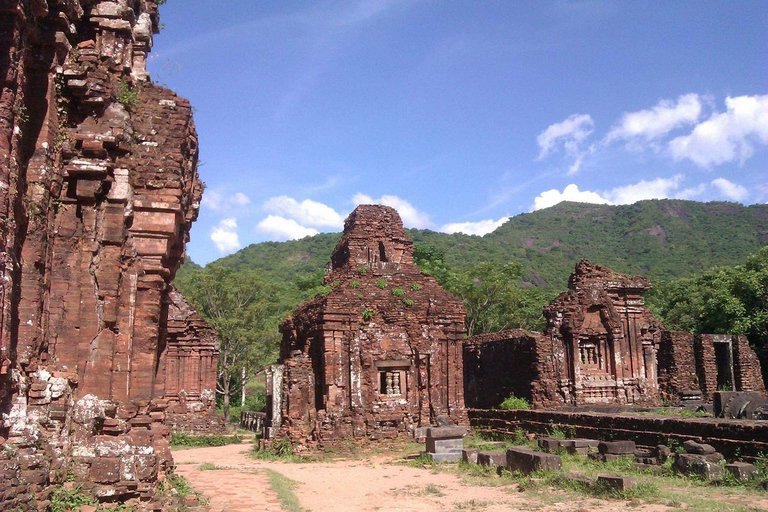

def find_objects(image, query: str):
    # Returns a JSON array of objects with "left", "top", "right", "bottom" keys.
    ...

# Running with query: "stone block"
[
  {"left": 562, "top": 438, "right": 599, "bottom": 454},
  {"left": 477, "top": 451, "right": 506, "bottom": 468},
  {"left": 655, "top": 445, "right": 671, "bottom": 463},
  {"left": 598, "top": 440, "right": 635, "bottom": 455},
  {"left": 90, "top": 457, "right": 120, "bottom": 484},
  {"left": 673, "top": 453, "right": 723, "bottom": 481},
  {"left": 426, "top": 437, "right": 463, "bottom": 454},
  {"left": 725, "top": 462, "right": 758, "bottom": 482},
  {"left": 426, "top": 426, "right": 467, "bottom": 439},
  {"left": 597, "top": 475, "right": 636, "bottom": 491},
  {"left": 682, "top": 440, "right": 716, "bottom": 455},
  {"left": 537, "top": 437, "right": 563, "bottom": 452},
  {"left": 462, "top": 449, "right": 479, "bottom": 464},
  {"left": 427, "top": 451, "right": 461, "bottom": 462},
  {"left": 506, "top": 447, "right": 561, "bottom": 473}
]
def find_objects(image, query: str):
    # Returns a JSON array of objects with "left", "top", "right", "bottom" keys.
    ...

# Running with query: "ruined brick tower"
[
  {"left": 270, "top": 205, "right": 466, "bottom": 447},
  {"left": 0, "top": 0, "right": 205, "bottom": 507},
  {"left": 543, "top": 260, "right": 662, "bottom": 404}
]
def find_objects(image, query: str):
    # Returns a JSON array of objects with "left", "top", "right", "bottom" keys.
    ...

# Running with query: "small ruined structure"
[
  {"left": 269, "top": 205, "right": 466, "bottom": 447},
  {"left": 1, "top": 0, "right": 203, "bottom": 507},
  {"left": 543, "top": 260, "right": 662, "bottom": 404},
  {"left": 658, "top": 333, "right": 766, "bottom": 404},
  {"left": 464, "top": 260, "right": 766, "bottom": 408},
  {"left": 163, "top": 288, "right": 225, "bottom": 434}
]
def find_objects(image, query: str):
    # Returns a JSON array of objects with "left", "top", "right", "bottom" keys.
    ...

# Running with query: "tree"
[
  {"left": 174, "top": 265, "right": 280, "bottom": 421},
  {"left": 445, "top": 262, "right": 525, "bottom": 336},
  {"left": 647, "top": 246, "right": 768, "bottom": 346}
]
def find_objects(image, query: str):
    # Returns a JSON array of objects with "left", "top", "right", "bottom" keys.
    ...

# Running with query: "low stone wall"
[{"left": 469, "top": 409, "right": 768, "bottom": 459}]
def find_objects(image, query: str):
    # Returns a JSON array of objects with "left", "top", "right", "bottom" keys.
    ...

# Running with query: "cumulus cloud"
[
  {"left": 605, "top": 93, "right": 702, "bottom": 142},
  {"left": 711, "top": 177, "right": 749, "bottom": 201},
  {"left": 210, "top": 218, "right": 241, "bottom": 254},
  {"left": 440, "top": 216, "right": 510, "bottom": 236},
  {"left": 202, "top": 190, "right": 252, "bottom": 211},
  {"left": 603, "top": 175, "right": 684, "bottom": 204},
  {"left": 532, "top": 184, "right": 610, "bottom": 211},
  {"left": 536, "top": 114, "right": 594, "bottom": 174},
  {"left": 352, "top": 193, "right": 433, "bottom": 228},
  {"left": 669, "top": 94, "right": 768, "bottom": 167},
  {"left": 262, "top": 195, "right": 345, "bottom": 228},
  {"left": 257, "top": 215, "right": 319, "bottom": 241}
]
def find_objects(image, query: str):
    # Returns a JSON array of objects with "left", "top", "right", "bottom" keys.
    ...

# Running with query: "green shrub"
[
  {"left": 356, "top": 265, "right": 367, "bottom": 273},
  {"left": 375, "top": 278, "right": 386, "bottom": 289},
  {"left": 349, "top": 279, "right": 360, "bottom": 288},
  {"left": 410, "top": 282, "right": 421, "bottom": 291},
  {"left": 402, "top": 298, "right": 414, "bottom": 306},
  {"left": 48, "top": 485, "right": 97, "bottom": 512},
  {"left": 391, "top": 287, "right": 404, "bottom": 297},
  {"left": 362, "top": 307, "right": 373, "bottom": 321},
  {"left": 115, "top": 79, "right": 139, "bottom": 108},
  {"left": 498, "top": 394, "right": 531, "bottom": 410}
]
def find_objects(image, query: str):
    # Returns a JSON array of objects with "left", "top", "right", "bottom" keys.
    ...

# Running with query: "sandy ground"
[{"left": 173, "top": 443, "right": 683, "bottom": 512}]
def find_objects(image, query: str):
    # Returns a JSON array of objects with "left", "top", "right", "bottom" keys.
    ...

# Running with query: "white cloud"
[
  {"left": 210, "top": 218, "right": 241, "bottom": 254},
  {"left": 532, "top": 184, "right": 610, "bottom": 211},
  {"left": 231, "top": 192, "right": 251, "bottom": 206},
  {"left": 352, "top": 193, "right": 433, "bottom": 228},
  {"left": 604, "top": 175, "right": 684, "bottom": 204},
  {"left": 669, "top": 94, "right": 768, "bottom": 167},
  {"left": 201, "top": 190, "right": 223, "bottom": 210},
  {"left": 202, "top": 190, "right": 252, "bottom": 211},
  {"left": 605, "top": 93, "right": 702, "bottom": 142},
  {"left": 531, "top": 175, "right": 692, "bottom": 211},
  {"left": 257, "top": 215, "right": 319, "bottom": 241},
  {"left": 711, "top": 178, "right": 749, "bottom": 202},
  {"left": 440, "top": 216, "right": 510, "bottom": 236},
  {"left": 536, "top": 114, "right": 594, "bottom": 174},
  {"left": 263, "top": 195, "right": 344, "bottom": 228}
]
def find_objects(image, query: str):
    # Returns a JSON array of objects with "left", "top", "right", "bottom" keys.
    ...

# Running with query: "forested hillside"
[{"left": 185, "top": 199, "right": 768, "bottom": 295}]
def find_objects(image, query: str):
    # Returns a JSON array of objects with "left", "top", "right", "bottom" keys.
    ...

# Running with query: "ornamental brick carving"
[
  {"left": 0, "top": 0, "right": 203, "bottom": 507},
  {"left": 268, "top": 205, "right": 466, "bottom": 448},
  {"left": 464, "top": 260, "right": 766, "bottom": 408}
]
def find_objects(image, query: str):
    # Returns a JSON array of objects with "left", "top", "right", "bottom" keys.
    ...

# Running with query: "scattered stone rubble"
[
  {"left": 464, "top": 260, "right": 766, "bottom": 408},
  {"left": 0, "top": 0, "right": 207, "bottom": 507},
  {"left": 267, "top": 205, "right": 466, "bottom": 448}
]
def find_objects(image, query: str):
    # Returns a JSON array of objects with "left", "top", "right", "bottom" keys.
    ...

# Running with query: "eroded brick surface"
[
  {"left": 269, "top": 205, "right": 466, "bottom": 448},
  {"left": 0, "top": 1, "right": 202, "bottom": 507}
]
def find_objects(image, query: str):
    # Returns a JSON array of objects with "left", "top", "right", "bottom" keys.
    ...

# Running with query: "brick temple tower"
[{"left": 268, "top": 205, "right": 466, "bottom": 447}]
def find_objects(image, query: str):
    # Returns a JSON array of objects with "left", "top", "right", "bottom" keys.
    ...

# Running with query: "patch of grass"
[
  {"left": 349, "top": 279, "right": 360, "bottom": 288},
  {"left": 199, "top": 462, "right": 226, "bottom": 470},
  {"left": 375, "top": 278, "right": 387, "bottom": 289},
  {"left": 410, "top": 282, "right": 421, "bottom": 291},
  {"left": 362, "top": 307, "right": 373, "bottom": 320},
  {"left": 47, "top": 485, "right": 97, "bottom": 512},
  {"left": 498, "top": 394, "right": 531, "bottom": 410},
  {"left": 453, "top": 499, "right": 492, "bottom": 510},
  {"left": 420, "top": 483, "right": 446, "bottom": 496},
  {"left": 402, "top": 298, "right": 414, "bottom": 306},
  {"left": 115, "top": 79, "right": 139, "bottom": 108},
  {"left": 170, "top": 432, "right": 242, "bottom": 447},
  {"left": 391, "top": 287, "right": 404, "bottom": 297},
  {"left": 263, "top": 468, "right": 306, "bottom": 512}
]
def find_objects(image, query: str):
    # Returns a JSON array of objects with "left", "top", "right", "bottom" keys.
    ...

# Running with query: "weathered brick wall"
[
  {"left": 463, "top": 329, "right": 562, "bottom": 408},
  {"left": 469, "top": 408, "right": 768, "bottom": 459},
  {"left": 733, "top": 335, "right": 767, "bottom": 394},
  {"left": 657, "top": 331, "right": 698, "bottom": 402},
  {"left": 0, "top": 1, "right": 201, "bottom": 507},
  {"left": 276, "top": 205, "right": 466, "bottom": 448}
]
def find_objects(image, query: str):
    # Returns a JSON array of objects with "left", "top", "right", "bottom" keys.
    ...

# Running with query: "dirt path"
[{"left": 173, "top": 443, "right": 675, "bottom": 512}]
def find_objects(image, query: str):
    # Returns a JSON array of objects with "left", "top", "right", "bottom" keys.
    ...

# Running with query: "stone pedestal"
[{"left": 425, "top": 426, "right": 466, "bottom": 462}]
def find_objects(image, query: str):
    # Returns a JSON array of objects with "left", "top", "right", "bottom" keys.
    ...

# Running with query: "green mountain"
[{"left": 191, "top": 199, "right": 768, "bottom": 295}]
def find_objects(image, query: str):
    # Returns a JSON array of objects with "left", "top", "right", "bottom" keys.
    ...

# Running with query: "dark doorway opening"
[{"left": 714, "top": 340, "right": 735, "bottom": 391}]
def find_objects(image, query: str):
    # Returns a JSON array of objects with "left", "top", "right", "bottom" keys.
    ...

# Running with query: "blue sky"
[{"left": 148, "top": 1, "right": 768, "bottom": 265}]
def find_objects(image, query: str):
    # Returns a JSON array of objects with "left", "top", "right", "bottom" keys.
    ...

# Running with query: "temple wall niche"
[
  {"left": 0, "top": 0, "right": 205, "bottom": 507},
  {"left": 271, "top": 205, "right": 466, "bottom": 448}
]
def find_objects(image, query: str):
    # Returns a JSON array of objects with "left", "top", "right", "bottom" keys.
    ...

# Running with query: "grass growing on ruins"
[
  {"left": 47, "top": 484, "right": 97, "bottom": 512},
  {"left": 498, "top": 394, "right": 531, "bottom": 410},
  {"left": 263, "top": 468, "right": 306, "bottom": 512},
  {"left": 199, "top": 462, "right": 227, "bottom": 470},
  {"left": 170, "top": 432, "right": 243, "bottom": 448}
]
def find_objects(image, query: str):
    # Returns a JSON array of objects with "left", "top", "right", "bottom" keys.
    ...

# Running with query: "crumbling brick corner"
[
  {"left": 269, "top": 205, "right": 466, "bottom": 449},
  {"left": 0, "top": 0, "right": 203, "bottom": 508}
]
